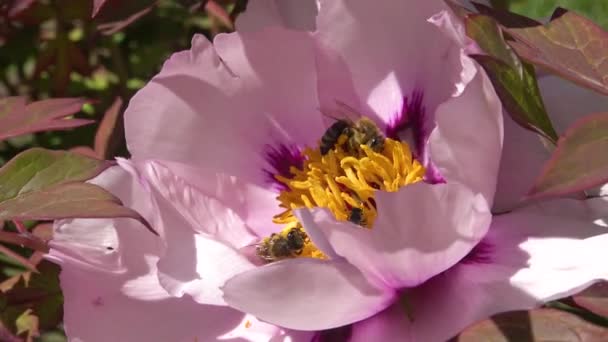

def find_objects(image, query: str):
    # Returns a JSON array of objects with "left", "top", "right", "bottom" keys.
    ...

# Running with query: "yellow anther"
[{"left": 266, "top": 134, "right": 424, "bottom": 262}]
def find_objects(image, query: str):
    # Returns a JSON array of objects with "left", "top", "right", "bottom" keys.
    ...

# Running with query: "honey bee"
[
  {"left": 347, "top": 207, "right": 367, "bottom": 227},
  {"left": 319, "top": 102, "right": 385, "bottom": 155},
  {"left": 256, "top": 227, "right": 308, "bottom": 262},
  {"left": 320, "top": 119, "right": 351, "bottom": 155}
]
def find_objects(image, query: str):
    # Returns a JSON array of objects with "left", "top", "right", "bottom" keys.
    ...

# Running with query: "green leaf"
[
  {"left": 465, "top": 14, "right": 521, "bottom": 68},
  {"left": 471, "top": 55, "right": 559, "bottom": 142},
  {"left": 472, "top": 2, "right": 541, "bottom": 28},
  {"left": 508, "top": 0, "right": 608, "bottom": 30},
  {"left": 0, "top": 148, "right": 156, "bottom": 234},
  {"left": 528, "top": 112, "right": 608, "bottom": 199},
  {"left": 507, "top": 11, "right": 608, "bottom": 96},
  {"left": 456, "top": 309, "right": 608, "bottom": 341},
  {"left": 573, "top": 281, "right": 608, "bottom": 318},
  {"left": 0, "top": 148, "right": 111, "bottom": 202},
  {"left": 15, "top": 309, "right": 39, "bottom": 342}
]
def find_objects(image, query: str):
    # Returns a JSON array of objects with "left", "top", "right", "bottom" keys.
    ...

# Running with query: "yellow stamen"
[{"left": 263, "top": 136, "right": 424, "bottom": 261}]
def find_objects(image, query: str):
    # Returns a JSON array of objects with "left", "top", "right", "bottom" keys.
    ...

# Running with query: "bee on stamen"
[
  {"left": 347, "top": 207, "right": 367, "bottom": 227},
  {"left": 255, "top": 227, "right": 308, "bottom": 262},
  {"left": 319, "top": 103, "right": 385, "bottom": 155}
]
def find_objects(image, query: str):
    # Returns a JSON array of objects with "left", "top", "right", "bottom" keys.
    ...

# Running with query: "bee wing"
[{"left": 334, "top": 100, "right": 364, "bottom": 121}]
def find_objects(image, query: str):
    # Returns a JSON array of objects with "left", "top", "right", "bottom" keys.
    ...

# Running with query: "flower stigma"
[{"left": 258, "top": 116, "right": 425, "bottom": 263}]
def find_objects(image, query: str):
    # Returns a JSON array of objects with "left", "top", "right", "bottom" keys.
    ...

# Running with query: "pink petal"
[
  {"left": 125, "top": 30, "right": 323, "bottom": 187},
  {"left": 50, "top": 167, "right": 280, "bottom": 341},
  {"left": 429, "top": 68, "right": 503, "bottom": 206},
  {"left": 50, "top": 166, "right": 157, "bottom": 272},
  {"left": 59, "top": 261, "right": 255, "bottom": 342},
  {"left": 300, "top": 182, "right": 491, "bottom": 289},
  {"left": 142, "top": 159, "right": 281, "bottom": 239},
  {"left": 314, "top": 0, "right": 466, "bottom": 123},
  {"left": 136, "top": 166, "right": 256, "bottom": 305},
  {"left": 236, "top": 0, "right": 318, "bottom": 32},
  {"left": 493, "top": 115, "right": 550, "bottom": 213},
  {"left": 138, "top": 160, "right": 258, "bottom": 247},
  {"left": 352, "top": 198, "right": 608, "bottom": 341},
  {"left": 539, "top": 75, "right": 608, "bottom": 134},
  {"left": 223, "top": 259, "right": 394, "bottom": 330}
]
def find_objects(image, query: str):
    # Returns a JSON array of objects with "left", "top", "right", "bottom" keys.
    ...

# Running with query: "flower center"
[{"left": 257, "top": 117, "right": 425, "bottom": 262}]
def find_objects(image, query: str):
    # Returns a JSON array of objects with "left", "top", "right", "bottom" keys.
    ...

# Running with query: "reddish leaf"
[
  {"left": 8, "top": 0, "right": 36, "bottom": 18},
  {"left": 93, "top": 0, "right": 156, "bottom": 22},
  {"left": 0, "top": 230, "right": 48, "bottom": 253},
  {"left": 0, "top": 182, "right": 155, "bottom": 235},
  {"left": 0, "top": 97, "right": 93, "bottom": 140},
  {"left": 96, "top": 5, "right": 154, "bottom": 35},
  {"left": 205, "top": 0, "right": 233, "bottom": 30},
  {"left": 455, "top": 309, "right": 608, "bottom": 341},
  {"left": 0, "top": 244, "right": 38, "bottom": 272},
  {"left": 0, "top": 148, "right": 111, "bottom": 202},
  {"left": 92, "top": 0, "right": 106, "bottom": 18},
  {"left": 574, "top": 281, "right": 608, "bottom": 318},
  {"left": 507, "top": 11, "right": 608, "bottom": 96},
  {"left": 528, "top": 112, "right": 608, "bottom": 199},
  {"left": 94, "top": 97, "right": 124, "bottom": 159}
]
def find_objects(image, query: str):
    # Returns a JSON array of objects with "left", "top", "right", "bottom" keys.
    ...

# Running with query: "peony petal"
[
  {"left": 50, "top": 167, "right": 279, "bottom": 341},
  {"left": 429, "top": 68, "right": 503, "bottom": 206},
  {"left": 223, "top": 258, "right": 394, "bottom": 330},
  {"left": 236, "top": 0, "right": 318, "bottom": 32},
  {"left": 352, "top": 198, "right": 608, "bottom": 342},
  {"left": 125, "top": 30, "right": 323, "bottom": 187},
  {"left": 141, "top": 159, "right": 281, "bottom": 239},
  {"left": 139, "top": 169, "right": 256, "bottom": 305},
  {"left": 493, "top": 114, "right": 550, "bottom": 213},
  {"left": 314, "top": 0, "right": 465, "bottom": 124},
  {"left": 50, "top": 166, "right": 159, "bottom": 273},
  {"left": 59, "top": 260, "right": 255, "bottom": 342},
  {"left": 301, "top": 182, "right": 491, "bottom": 289},
  {"left": 539, "top": 75, "right": 608, "bottom": 134},
  {"left": 138, "top": 159, "right": 258, "bottom": 247}
]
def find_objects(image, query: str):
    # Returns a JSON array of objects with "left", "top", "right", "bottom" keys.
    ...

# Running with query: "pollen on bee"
[{"left": 245, "top": 320, "right": 252, "bottom": 329}]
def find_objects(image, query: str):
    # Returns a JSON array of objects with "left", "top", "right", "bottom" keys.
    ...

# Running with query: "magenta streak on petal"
[
  {"left": 459, "top": 239, "right": 494, "bottom": 265},
  {"left": 386, "top": 91, "right": 445, "bottom": 184},
  {"left": 262, "top": 143, "right": 305, "bottom": 191}
]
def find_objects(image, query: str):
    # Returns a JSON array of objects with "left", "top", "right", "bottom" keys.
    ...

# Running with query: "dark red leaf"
[
  {"left": 0, "top": 182, "right": 156, "bottom": 235},
  {"left": 507, "top": 11, "right": 608, "bottom": 96},
  {"left": 0, "top": 97, "right": 93, "bottom": 140},
  {"left": 455, "top": 309, "right": 608, "bottom": 341},
  {"left": 94, "top": 97, "right": 124, "bottom": 159},
  {"left": 574, "top": 281, "right": 608, "bottom": 318}
]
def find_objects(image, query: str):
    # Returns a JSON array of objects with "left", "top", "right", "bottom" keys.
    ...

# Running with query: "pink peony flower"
[{"left": 50, "top": 0, "right": 608, "bottom": 341}]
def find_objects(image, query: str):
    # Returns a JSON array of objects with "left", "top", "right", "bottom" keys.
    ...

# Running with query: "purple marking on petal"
[
  {"left": 460, "top": 239, "right": 494, "bottom": 265},
  {"left": 386, "top": 90, "right": 446, "bottom": 184},
  {"left": 262, "top": 143, "right": 305, "bottom": 191}
]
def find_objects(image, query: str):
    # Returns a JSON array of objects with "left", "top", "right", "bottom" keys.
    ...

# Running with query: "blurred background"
[{"left": 0, "top": 0, "right": 606, "bottom": 340}]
